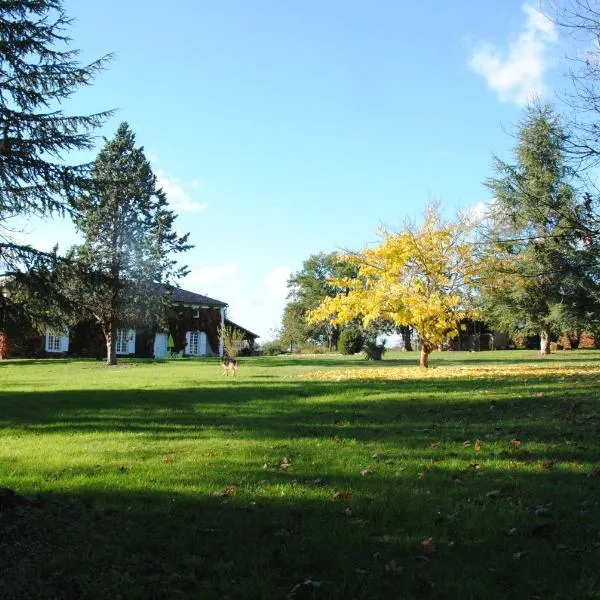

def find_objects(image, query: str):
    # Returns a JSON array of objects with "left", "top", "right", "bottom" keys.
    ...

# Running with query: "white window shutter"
[
  {"left": 45, "top": 331, "right": 51, "bottom": 352},
  {"left": 127, "top": 329, "right": 136, "bottom": 354},
  {"left": 199, "top": 332, "right": 207, "bottom": 356},
  {"left": 185, "top": 331, "right": 191, "bottom": 355},
  {"left": 61, "top": 333, "right": 69, "bottom": 353}
]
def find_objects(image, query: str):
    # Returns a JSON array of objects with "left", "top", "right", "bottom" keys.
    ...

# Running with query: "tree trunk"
[
  {"left": 105, "top": 322, "right": 117, "bottom": 366},
  {"left": 539, "top": 327, "right": 551, "bottom": 355},
  {"left": 400, "top": 325, "right": 413, "bottom": 352},
  {"left": 420, "top": 348, "right": 430, "bottom": 368},
  {"left": 566, "top": 330, "right": 581, "bottom": 349}
]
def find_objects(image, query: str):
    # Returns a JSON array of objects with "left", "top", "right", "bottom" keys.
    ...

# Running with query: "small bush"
[
  {"left": 363, "top": 339, "right": 386, "bottom": 360},
  {"left": 260, "top": 340, "right": 286, "bottom": 356},
  {"left": 299, "top": 344, "right": 327, "bottom": 355},
  {"left": 338, "top": 328, "right": 364, "bottom": 355}
]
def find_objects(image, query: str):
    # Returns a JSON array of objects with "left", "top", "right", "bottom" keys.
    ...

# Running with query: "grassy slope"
[{"left": 1, "top": 351, "right": 599, "bottom": 599}]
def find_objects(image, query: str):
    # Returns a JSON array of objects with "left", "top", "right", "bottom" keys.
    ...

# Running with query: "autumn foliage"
[
  {"left": 0, "top": 331, "right": 9, "bottom": 359},
  {"left": 308, "top": 206, "right": 478, "bottom": 367}
]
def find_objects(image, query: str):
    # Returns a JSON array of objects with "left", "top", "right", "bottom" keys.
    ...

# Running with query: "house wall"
[
  {"left": 5, "top": 306, "right": 222, "bottom": 359},
  {"left": 168, "top": 305, "right": 221, "bottom": 356}
]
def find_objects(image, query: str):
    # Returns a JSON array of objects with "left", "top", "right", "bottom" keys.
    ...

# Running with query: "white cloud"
[
  {"left": 156, "top": 169, "right": 209, "bottom": 214},
  {"left": 183, "top": 262, "right": 239, "bottom": 289},
  {"left": 467, "top": 200, "right": 489, "bottom": 224},
  {"left": 469, "top": 4, "right": 557, "bottom": 105},
  {"left": 264, "top": 266, "right": 292, "bottom": 301}
]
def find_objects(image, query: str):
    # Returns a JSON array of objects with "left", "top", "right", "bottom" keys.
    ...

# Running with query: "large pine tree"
[
  {"left": 0, "top": 0, "right": 111, "bottom": 275},
  {"left": 481, "top": 103, "right": 595, "bottom": 353},
  {"left": 71, "top": 123, "right": 191, "bottom": 365}
]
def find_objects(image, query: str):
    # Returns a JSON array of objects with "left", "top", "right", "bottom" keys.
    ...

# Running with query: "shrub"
[
  {"left": 299, "top": 344, "right": 326, "bottom": 355},
  {"left": 338, "top": 328, "right": 364, "bottom": 355},
  {"left": 0, "top": 331, "right": 9, "bottom": 359},
  {"left": 218, "top": 324, "right": 246, "bottom": 358},
  {"left": 259, "top": 340, "right": 286, "bottom": 356},
  {"left": 363, "top": 339, "right": 386, "bottom": 360}
]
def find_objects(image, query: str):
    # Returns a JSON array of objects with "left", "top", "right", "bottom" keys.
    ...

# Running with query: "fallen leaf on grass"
[
  {"left": 486, "top": 489, "right": 501, "bottom": 498},
  {"left": 333, "top": 490, "right": 352, "bottom": 501},
  {"left": 462, "top": 440, "right": 471, "bottom": 447},
  {"left": 360, "top": 468, "right": 376, "bottom": 476},
  {"left": 287, "top": 580, "right": 323, "bottom": 599},
  {"left": 213, "top": 484, "right": 238, "bottom": 497},
  {"left": 372, "top": 453, "right": 381, "bottom": 461},
  {"left": 451, "top": 476, "right": 464, "bottom": 484},
  {"left": 510, "top": 438, "right": 521, "bottom": 447},
  {"left": 426, "top": 442, "right": 439, "bottom": 449},
  {"left": 534, "top": 504, "right": 552, "bottom": 517},
  {"left": 164, "top": 455, "right": 175, "bottom": 464},
  {"left": 421, "top": 537, "right": 437, "bottom": 555},
  {"left": 279, "top": 457, "right": 291, "bottom": 470},
  {"left": 417, "top": 472, "right": 425, "bottom": 480},
  {"left": 540, "top": 460, "right": 556, "bottom": 471},
  {"left": 475, "top": 440, "right": 482, "bottom": 453},
  {"left": 516, "top": 450, "right": 534, "bottom": 462}
]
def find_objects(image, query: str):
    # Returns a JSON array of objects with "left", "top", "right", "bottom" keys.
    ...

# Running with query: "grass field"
[{"left": 1, "top": 350, "right": 600, "bottom": 599}]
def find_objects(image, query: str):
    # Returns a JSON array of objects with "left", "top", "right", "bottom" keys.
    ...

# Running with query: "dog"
[{"left": 220, "top": 357, "right": 238, "bottom": 377}]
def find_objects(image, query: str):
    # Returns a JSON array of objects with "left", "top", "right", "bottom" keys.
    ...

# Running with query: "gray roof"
[
  {"left": 170, "top": 288, "right": 227, "bottom": 307},
  {"left": 225, "top": 318, "right": 260, "bottom": 339}
]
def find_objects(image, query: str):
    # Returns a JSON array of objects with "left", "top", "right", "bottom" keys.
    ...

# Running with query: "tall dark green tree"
[
  {"left": 480, "top": 103, "right": 598, "bottom": 353},
  {"left": 71, "top": 123, "right": 191, "bottom": 365},
  {"left": 0, "top": 0, "right": 111, "bottom": 276},
  {"left": 283, "top": 252, "right": 357, "bottom": 350}
]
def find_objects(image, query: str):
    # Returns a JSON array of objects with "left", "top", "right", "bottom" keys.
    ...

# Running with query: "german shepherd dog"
[{"left": 220, "top": 357, "right": 238, "bottom": 376}]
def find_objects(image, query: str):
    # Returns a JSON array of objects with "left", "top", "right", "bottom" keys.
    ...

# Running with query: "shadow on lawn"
[
  {"left": 1, "top": 371, "right": 600, "bottom": 599},
  {"left": 1, "top": 374, "right": 599, "bottom": 462},
  {"left": 1, "top": 469, "right": 599, "bottom": 600}
]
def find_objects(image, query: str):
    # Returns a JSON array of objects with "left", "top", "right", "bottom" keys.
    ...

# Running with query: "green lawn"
[{"left": 1, "top": 351, "right": 599, "bottom": 599}]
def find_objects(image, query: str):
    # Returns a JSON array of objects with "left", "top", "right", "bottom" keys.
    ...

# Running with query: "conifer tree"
[
  {"left": 0, "top": 0, "right": 111, "bottom": 275},
  {"left": 480, "top": 103, "right": 597, "bottom": 353},
  {"left": 72, "top": 123, "right": 191, "bottom": 365}
]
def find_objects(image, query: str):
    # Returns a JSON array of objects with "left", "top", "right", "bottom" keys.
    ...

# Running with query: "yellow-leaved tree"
[{"left": 307, "top": 205, "right": 479, "bottom": 367}]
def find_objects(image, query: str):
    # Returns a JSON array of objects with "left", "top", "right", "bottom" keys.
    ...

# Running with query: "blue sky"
[{"left": 16, "top": 1, "right": 572, "bottom": 340}]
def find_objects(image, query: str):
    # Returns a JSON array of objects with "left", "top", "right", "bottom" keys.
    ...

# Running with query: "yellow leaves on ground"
[{"left": 297, "top": 363, "right": 600, "bottom": 382}]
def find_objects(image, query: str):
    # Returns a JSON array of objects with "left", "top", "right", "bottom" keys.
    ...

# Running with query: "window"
[
  {"left": 46, "top": 332, "right": 61, "bottom": 352},
  {"left": 186, "top": 331, "right": 207, "bottom": 356},
  {"left": 45, "top": 330, "right": 68, "bottom": 353},
  {"left": 116, "top": 329, "right": 135, "bottom": 354},
  {"left": 188, "top": 331, "right": 199, "bottom": 355},
  {"left": 193, "top": 307, "right": 200, "bottom": 319}
]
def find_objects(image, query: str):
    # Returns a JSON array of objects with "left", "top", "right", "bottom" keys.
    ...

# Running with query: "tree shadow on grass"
[
  {"left": 1, "top": 466, "right": 599, "bottom": 600},
  {"left": 1, "top": 372, "right": 599, "bottom": 464},
  {"left": 1, "top": 366, "right": 600, "bottom": 598}
]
